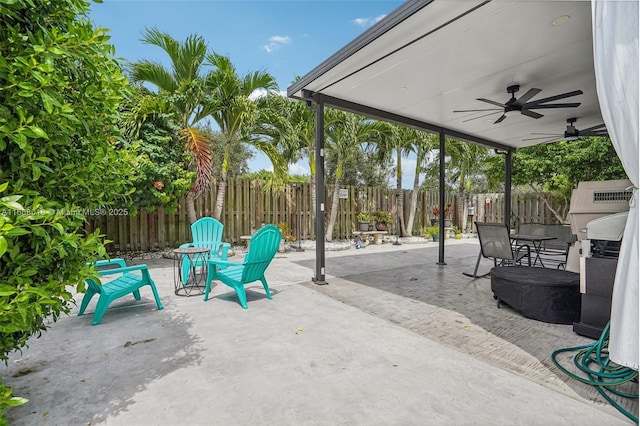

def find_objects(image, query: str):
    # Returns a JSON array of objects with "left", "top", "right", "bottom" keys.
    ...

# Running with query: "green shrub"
[
  {"left": 0, "top": 376, "right": 27, "bottom": 426},
  {"left": 0, "top": 0, "right": 133, "bottom": 420},
  {"left": 371, "top": 210, "right": 392, "bottom": 224},
  {"left": 117, "top": 107, "right": 194, "bottom": 212},
  {"left": 276, "top": 223, "right": 295, "bottom": 242},
  {"left": 424, "top": 225, "right": 439, "bottom": 237},
  {"left": 357, "top": 212, "right": 371, "bottom": 222}
]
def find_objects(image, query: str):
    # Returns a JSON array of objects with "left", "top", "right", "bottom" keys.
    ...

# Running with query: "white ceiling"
[{"left": 288, "top": 0, "right": 603, "bottom": 150}]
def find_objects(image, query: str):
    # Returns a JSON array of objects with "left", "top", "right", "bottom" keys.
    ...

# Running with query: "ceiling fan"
[
  {"left": 522, "top": 117, "right": 608, "bottom": 143},
  {"left": 454, "top": 84, "right": 583, "bottom": 124}
]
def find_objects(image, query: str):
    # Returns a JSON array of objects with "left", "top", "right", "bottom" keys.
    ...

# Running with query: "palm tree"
[
  {"left": 405, "top": 130, "right": 437, "bottom": 235},
  {"left": 249, "top": 95, "right": 305, "bottom": 234},
  {"left": 253, "top": 95, "right": 320, "bottom": 224},
  {"left": 371, "top": 123, "right": 414, "bottom": 236},
  {"left": 128, "top": 28, "right": 220, "bottom": 223},
  {"left": 204, "top": 52, "right": 287, "bottom": 220},
  {"left": 446, "top": 140, "right": 489, "bottom": 230},
  {"left": 324, "top": 110, "right": 383, "bottom": 241},
  {"left": 252, "top": 95, "right": 305, "bottom": 171}
]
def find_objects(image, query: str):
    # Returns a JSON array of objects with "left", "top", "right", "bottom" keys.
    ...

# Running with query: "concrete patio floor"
[{"left": 3, "top": 238, "right": 637, "bottom": 425}]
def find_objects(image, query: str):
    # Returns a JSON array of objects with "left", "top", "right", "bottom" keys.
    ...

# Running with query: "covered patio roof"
[
  {"left": 286, "top": 0, "right": 638, "bottom": 375},
  {"left": 286, "top": 0, "right": 605, "bottom": 279},
  {"left": 288, "top": 0, "right": 602, "bottom": 150}
]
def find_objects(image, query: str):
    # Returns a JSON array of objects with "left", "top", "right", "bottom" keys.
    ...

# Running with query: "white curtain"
[{"left": 592, "top": 0, "right": 639, "bottom": 370}]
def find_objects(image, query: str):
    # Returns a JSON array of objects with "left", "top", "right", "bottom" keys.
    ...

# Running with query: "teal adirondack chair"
[
  {"left": 78, "top": 258, "right": 163, "bottom": 325},
  {"left": 179, "top": 217, "right": 231, "bottom": 284},
  {"left": 204, "top": 224, "right": 282, "bottom": 309}
]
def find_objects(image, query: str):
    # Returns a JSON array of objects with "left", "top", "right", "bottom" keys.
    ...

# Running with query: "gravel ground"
[{"left": 109, "top": 234, "right": 475, "bottom": 262}]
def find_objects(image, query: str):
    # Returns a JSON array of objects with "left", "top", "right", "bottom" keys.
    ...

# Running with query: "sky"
[{"left": 88, "top": 0, "right": 420, "bottom": 187}]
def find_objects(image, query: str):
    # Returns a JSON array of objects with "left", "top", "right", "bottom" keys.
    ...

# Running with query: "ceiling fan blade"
[
  {"left": 529, "top": 132, "right": 562, "bottom": 136},
  {"left": 521, "top": 109, "right": 543, "bottom": 119},
  {"left": 526, "top": 103, "right": 581, "bottom": 109},
  {"left": 461, "top": 111, "right": 502, "bottom": 122},
  {"left": 524, "top": 90, "right": 583, "bottom": 106},
  {"left": 453, "top": 108, "right": 502, "bottom": 112},
  {"left": 494, "top": 114, "right": 507, "bottom": 124},
  {"left": 516, "top": 88, "right": 542, "bottom": 104},
  {"left": 477, "top": 98, "right": 506, "bottom": 108},
  {"left": 523, "top": 135, "right": 561, "bottom": 143},
  {"left": 581, "top": 130, "right": 609, "bottom": 137},
  {"left": 581, "top": 123, "right": 607, "bottom": 133}
]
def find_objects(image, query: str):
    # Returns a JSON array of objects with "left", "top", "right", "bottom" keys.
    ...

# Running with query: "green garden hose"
[{"left": 551, "top": 323, "right": 638, "bottom": 423}]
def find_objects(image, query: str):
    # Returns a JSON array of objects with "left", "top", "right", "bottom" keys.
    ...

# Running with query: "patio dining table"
[{"left": 510, "top": 234, "right": 557, "bottom": 268}]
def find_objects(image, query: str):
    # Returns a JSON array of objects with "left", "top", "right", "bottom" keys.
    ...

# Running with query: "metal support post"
[
  {"left": 437, "top": 129, "right": 446, "bottom": 265},
  {"left": 313, "top": 98, "right": 327, "bottom": 285}
]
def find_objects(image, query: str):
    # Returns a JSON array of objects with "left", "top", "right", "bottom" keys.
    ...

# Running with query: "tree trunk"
[
  {"left": 325, "top": 179, "right": 341, "bottom": 242},
  {"left": 457, "top": 187, "right": 465, "bottom": 231},
  {"left": 394, "top": 153, "right": 408, "bottom": 237},
  {"left": 396, "top": 185, "right": 407, "bottom": 238},
  {"left": 398, "top": 191, "right": 407, "bottom": 237},
  {"left": 186, "top": 191, "right": 198, "bottom": 224},
  {"left": 527, "top": 184, "right": 568, "bottom": 224},
  {"left": 213, "top": 170, "right": 228, "bottom": 221},
  {"left": 406, "top": 170, "right": 421, "bottom": 237}
]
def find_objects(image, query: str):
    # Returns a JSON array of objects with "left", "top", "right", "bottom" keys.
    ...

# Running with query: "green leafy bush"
[
  {"left": 0, "top": 0, "right": 134, "bottom": 420},
  {"left": 357, "top": 212, "right": 371, "bottom": 222},
  {"left": 371, "top": 210, "right": 392, "bottom": 224},
  {"left": 276, "top": 223, "right": 295, "bottom": 242},
  {"left": 117, "top": 107, "right": 194, "bottom": 212},
  {"left": 424, "top": 225, "right": 439, "bottom": 237}
]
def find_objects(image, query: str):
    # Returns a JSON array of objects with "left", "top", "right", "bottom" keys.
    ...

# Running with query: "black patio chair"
[
  {"left": 518, "top": 223, "right": 576, "bottom": 269},
  {"left": 463, "top": 222, "right": 531, "bottom": 278}
]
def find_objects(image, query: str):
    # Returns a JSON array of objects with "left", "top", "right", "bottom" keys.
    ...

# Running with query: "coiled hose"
[{"left": 551, "top": 322, "right": 638, "bottom": 423}]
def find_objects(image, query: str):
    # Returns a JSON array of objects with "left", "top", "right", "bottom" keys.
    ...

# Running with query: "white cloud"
[
  {"left": 289, "top": 162, "right": 309, "bottom": 176},
  {"left": 249, "top": 89, "right": 287, "bottom": 101},
  {"left": 353, "top": 18, "right": 369, "bottom": 27},
  {"left": 263, "top": 35, "right": 292, "bottom": 53},
  {"left": 352, "top": 14, "right": 386, "bottom": 28}
]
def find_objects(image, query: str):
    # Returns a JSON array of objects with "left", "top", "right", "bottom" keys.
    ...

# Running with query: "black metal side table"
[{"left": 173, "top": 247, "right": 210, "bottom": 296}]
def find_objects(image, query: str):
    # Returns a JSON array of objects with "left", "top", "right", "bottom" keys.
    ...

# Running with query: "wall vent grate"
[{"left": 593, "top": 190, "right": 633, "bottom": 203}]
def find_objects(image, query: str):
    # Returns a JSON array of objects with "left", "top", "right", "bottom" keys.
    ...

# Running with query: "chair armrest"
[
  {"left": 179, "top": 243, "right": 194, "bottom": 249},
  {"left": 96, "top": 264, "right": 149, "bottom": 276},
  {"left": 208, "top": 259, "right": 243, "bottom": 268},
  {"left": 514, "top": 244, "right": 531, "bottom": 266},
  {"left": 89, "top": 258, "right": 127, "bottom": 269},
  {"left": 220, "top": 242, "right": 231, "bottom": 260}
]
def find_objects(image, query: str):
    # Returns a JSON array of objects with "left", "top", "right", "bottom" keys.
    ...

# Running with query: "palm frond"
[
  {"left": 242, "top": 70, "right": 279, "bottom": 95},
  {"left": 175, "top": 33, "right": 208, "bottom": 82},
  {"left": 250, "top": 139, "right": 288, "bottom": 191},
  {"left": 129, "top": 60, "right": 177, "bottom": 92},
  {"left": 205, "top": 52, "right": 236, "bottom": 76},
  {"left": 180, "top": 127, "right": 212, "bottom": 195},
  {"left": 141, "top": 28, "right": 180, "bottom": 64},
  {"left": 120, "top": 93, "right": 171, "bottom": 139}
]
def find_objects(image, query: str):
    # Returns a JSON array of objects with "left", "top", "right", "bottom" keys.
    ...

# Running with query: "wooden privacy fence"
[
  {"left": 85, "top": 178, "right": 562, "bottom": 252},
  {"left": 468, "top": 192, "right": 562, "bottom": 230}
]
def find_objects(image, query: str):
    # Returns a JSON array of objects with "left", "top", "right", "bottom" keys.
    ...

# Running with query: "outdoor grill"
[
  {"left": 568, "top": 179, "right": 633, "bottom": 240},
  {"left": 567, "top": 179, "right": 633, "bottom": 339}
]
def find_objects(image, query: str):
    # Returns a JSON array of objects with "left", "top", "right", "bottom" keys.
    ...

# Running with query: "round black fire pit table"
[{"left": 490, "top": 266, "right": 580, "bottom": 324}]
